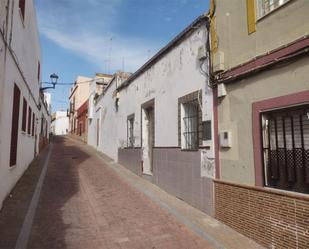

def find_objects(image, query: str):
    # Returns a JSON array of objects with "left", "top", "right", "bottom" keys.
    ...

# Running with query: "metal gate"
[{"left": 261, "top": 104, "right": 309, "bottom": 193}]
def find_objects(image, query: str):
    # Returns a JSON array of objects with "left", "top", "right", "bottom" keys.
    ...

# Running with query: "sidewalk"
[
  {"left": 75, "top": 137, "right": 265, "bottom": 249},
  {"left": 0, "top": 136, "right": 265, "bottom": 249}
]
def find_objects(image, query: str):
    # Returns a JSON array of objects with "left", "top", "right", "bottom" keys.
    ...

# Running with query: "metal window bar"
[
  {"left": 127, "top": 118, "right": 134, "bottom": 147},
  {"left": 262, "top": 105, "right": 309, "bottom": 194},
  {"left": 183, "top": 103, "right": 198, "bottom": 150}
]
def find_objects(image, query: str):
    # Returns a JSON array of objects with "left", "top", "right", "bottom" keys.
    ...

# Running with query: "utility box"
[
  {"left": 217, "top": 83, "right": 227, "bottom": 98},
  {"left": 219, "top": 131, "right": 232, "bottom": 148}
]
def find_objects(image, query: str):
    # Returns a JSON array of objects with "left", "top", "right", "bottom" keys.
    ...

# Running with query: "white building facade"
[
  {"left": 0, "top": 0, "right": 51, "bottom": 209},
  {"left": 88, "top": 15, "right": 215, "bottom": 215},
  {"left": 51, "top": 111, "right": 69, "bottom": 136}
]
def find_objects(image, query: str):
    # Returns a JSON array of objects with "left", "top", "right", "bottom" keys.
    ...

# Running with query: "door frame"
[{"left": 141, "top": 99, "right": 155, "bottom": 175}]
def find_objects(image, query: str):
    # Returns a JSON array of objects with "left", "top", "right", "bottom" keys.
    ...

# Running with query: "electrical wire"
[{"left": 41, "top": 77, "right": 109, "bottom": 86}]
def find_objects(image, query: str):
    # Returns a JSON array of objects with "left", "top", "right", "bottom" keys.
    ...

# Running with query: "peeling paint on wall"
[{"left": 201, "top": 149, "right": 215, "bottom": 178}]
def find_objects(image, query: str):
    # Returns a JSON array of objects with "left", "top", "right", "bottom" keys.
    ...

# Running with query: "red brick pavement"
[{"left": 27, "top": 137, "right": 213, "bottom": 249}]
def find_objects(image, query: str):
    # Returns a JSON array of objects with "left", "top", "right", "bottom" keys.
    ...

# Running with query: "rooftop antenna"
[{"left": 108, "top": 37, "right": 113, "bottom": 74}]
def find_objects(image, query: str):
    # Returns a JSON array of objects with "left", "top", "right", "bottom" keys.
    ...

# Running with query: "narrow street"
[{"left": 14, "top": 137, "right": 213, "bottom": 249}]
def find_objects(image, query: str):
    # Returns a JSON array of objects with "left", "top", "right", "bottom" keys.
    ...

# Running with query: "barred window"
[
  {"left": 257, "top": 0, "right": 290, "bottom": 19},
  {"left": 127, "top": 114, "right": 134, "bottom": 147},
  {"left": 261, "top": 105, "right": 309, "bottom": 194},
  {"left": 182, "top": 102, "right": 199, "bottom": 150}
]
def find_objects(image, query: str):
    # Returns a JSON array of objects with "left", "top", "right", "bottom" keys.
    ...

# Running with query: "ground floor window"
[
  {"left": 178, "top": 90, "right": 203, "bottom": 150},
  {"left": 261, "top": 104, "right": 309, "bottom": 193},
  {"left": 127, "top": 114, "right": 135, "bottom": 147},
  {"left": 10, "top": 84, "right": 21, "bottom": 166},
  {"left": 182, "top": 102, "right": 199, "bottom": 150}
]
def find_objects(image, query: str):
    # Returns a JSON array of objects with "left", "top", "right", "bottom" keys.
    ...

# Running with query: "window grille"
[
  {"left": 183, "top": 102, "right": 199, "bottom": 150},
  {"left": 257, "top": 0, "right": 290, "bottom": 18},
  {"left": 127, "top": 116, "right": 134, "bottom": 147},
  {"left": 262, "top": 105, "right": 309, "bottom": 194}
]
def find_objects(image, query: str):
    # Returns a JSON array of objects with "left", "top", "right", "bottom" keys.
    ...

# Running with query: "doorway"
[{"left": 141, "top": 99, "right": 155, "bottom": 175}]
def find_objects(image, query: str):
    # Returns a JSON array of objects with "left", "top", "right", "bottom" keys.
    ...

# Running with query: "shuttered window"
[
  {"left": 32, "top": 113, "right": 35, "bottom": 136},
  {"left": 10, "top": 84, "right": 21, "bottom": 167},
  {"left": 28, "top": 107, "right": 32, "bottom": 135},
  {"left": 262, "top": 105, "right": 309, "bottom": 194},
  {"left": 19, "top": 0, "right": 26, "bottom": 20},
  {"left": 22, "top": 98, "right": 27, "bottom": 132},
  {"left": 37, "top": 61, "right": 40, "bottom": 82}
]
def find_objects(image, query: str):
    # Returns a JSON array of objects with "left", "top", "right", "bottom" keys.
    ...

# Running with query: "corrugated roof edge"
[{"left": 117, "top": 13, "right": 209, "bottom": 91}]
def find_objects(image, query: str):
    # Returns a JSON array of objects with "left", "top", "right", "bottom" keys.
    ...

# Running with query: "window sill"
[
  {"left": 9, "top": 164, "right": 17, "bottom": 170},
  {"left": 181, "top": 149, "right": 199, "bottom": 152}
]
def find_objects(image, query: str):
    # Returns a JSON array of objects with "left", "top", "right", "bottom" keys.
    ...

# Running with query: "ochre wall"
[
  {"left": 213, "top": 0, "right": 309, "bottom": 71},
  {"left": 218, "top": 56, "right": 309, "bottom": 185}
]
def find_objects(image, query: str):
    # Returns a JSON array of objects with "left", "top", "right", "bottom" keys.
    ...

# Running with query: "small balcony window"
[{"left": 257, "top": 0, "right": 290, "bottom": 19}]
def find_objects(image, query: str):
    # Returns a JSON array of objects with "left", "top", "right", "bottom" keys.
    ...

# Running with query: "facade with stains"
[
  {"left": 88, "top": 15, "right": 216, "bottom": 215},
  {"left": 210, "top": 0, "right": 309, "bottom": 247},
  {"left": 0, "top": 0, "right": 51, "bottom": 209},
  {"left": 51, "top": 111, "right": 69, "bottom": 136},
  {"left": 68, "top": 76, "right": 92, "bottom": 141},
  {"left": 87, "top": 73, "right": 114, "bottom": 147}
]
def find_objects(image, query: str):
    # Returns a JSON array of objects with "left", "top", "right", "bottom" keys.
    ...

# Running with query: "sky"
[{"left": 36, "top": 0, "right": 210, "bottom": 112}]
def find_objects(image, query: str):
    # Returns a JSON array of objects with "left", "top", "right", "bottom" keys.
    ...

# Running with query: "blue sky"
[{"left": 36, "top": 0, "right": 210, "bottom": 112}]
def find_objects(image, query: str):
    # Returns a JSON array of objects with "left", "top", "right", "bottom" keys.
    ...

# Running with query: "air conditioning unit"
[{"left": 214, "top": 51, "right": 225, "bottom": 72}]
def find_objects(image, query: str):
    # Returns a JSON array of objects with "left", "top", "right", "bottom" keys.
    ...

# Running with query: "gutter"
[{"left": 216, "top": 35, "right": 309, "bottom": 84}]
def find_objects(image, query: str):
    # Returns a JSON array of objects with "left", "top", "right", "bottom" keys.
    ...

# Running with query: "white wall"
[
  {"left": 51, "top": 111, "right": 69, "bottom": 135},
  {"left": 88, "top": 23, "right": 214, "bottom": 166},
  {"left": 0, "top": 0, "right": 45, "bottom": 210}
]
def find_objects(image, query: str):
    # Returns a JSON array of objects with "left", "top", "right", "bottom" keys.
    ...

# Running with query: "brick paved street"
[{"left": 23, "top": 137, "right": 212, "bottom": 249}]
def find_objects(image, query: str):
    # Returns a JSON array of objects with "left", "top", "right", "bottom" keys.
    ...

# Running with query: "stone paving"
[
  {"left": 25, "top": 136, "right": 213, "bottom": 249},
  {"left": 0, "top": 147, "right": 48, "bottom": 249}
]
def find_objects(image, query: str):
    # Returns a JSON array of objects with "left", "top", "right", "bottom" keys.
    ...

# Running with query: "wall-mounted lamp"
[{"left": 41, "top": 73, "right": 59, "bottom": 91}]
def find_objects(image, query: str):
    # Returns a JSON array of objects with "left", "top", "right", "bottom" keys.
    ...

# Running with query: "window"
[
  {"left": 32, "top": 113, "right": 35, "bottom": 136},
  {"left": 37, "top": 61, "right": 40, "bottom": 82},
  {"left": 257, "top": 0, "right": 290, "bottom": 19},
  {"left": 127, "top": 114, "right": 135, "bottom": 147},
  {"left": 19, "top": 0, "right": 26, "bottom": 20},
  {"left": 178, "top": 91, "right": 203, "bottom": 150},
  {"left": 261, "top": 105, "right": 309, "bottom": 194},
  {"left": 27, "top": 107, "right": 32, "bottom": 135},
  {"left": 10, "top": 84, "right": 21, "bottom": 166},
  {"left": 41, "top": 115, "right": 44, "bottom": 134},
  {"left": 182, "top": 102, "right": 199, "bottom": 150},
  {"left": 22, "top": 98, "right": 27, "bottom": 132}
]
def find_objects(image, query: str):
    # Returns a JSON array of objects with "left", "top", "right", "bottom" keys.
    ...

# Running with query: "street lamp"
[{"left": 41, "top": 73, "right": 59, "bottom": 91}]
